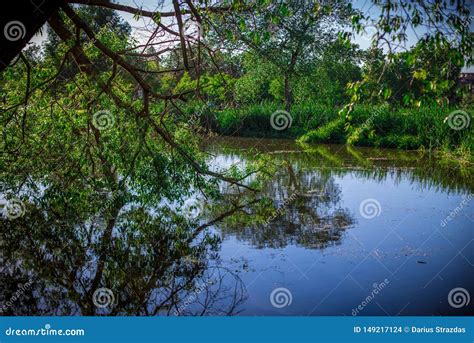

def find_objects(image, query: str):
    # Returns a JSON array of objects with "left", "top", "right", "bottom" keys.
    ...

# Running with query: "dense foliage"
[{"left": 0, "top": 0, "right": 472, "bottom": 315}]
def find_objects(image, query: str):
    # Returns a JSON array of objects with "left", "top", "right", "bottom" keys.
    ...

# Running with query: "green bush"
[
  {"left": 297, "top": 118, "right": 345, "bottom": 143},
  {"left": 211, "top": 101, "right": 472, "bottom": 158},
  {"left": 214, "top": 101, "right": 339, "bottom": 138}
]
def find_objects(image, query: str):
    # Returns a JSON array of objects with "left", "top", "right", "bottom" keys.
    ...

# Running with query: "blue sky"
[{"left": 30, "top": 0, "right": 473, "bottom": 71}]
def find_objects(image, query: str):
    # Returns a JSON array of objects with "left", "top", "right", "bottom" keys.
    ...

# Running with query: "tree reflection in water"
[
  {"left": 0, "top": 187, "right": 247, "bottom": 316},
  {"left": 217, "top": 162, "right": 355, "bottom": 250},
  {"left": 208, "top": 136, "right": 473, "bottom": 251},
  {"left": 0, "top": 141, "right": 356, "bottom": 315},
  {"left": 2, "top": 137, "right": 472, "bottom": 316}
]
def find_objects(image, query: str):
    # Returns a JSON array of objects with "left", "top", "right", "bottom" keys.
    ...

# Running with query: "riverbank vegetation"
[
  {"left": 2, "top": 2, "right": 472, "bottom": 165},
  {"left": 179, "top": 27, "right": 473, "bottom": 161},
  {"left": 157, "top": 1, "right": 472, "bottom": 161},
  {"left": 0, "top": 0, "right": 473, "bottom": 316},
  {"left": 213, "top": 103, "right": 473, "bottom": 159}
]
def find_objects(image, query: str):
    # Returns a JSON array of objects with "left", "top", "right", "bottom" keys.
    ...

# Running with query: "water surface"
[
  {"left": 1, "top": 137, "right": 473, "bottom": 316},
  {"left": 207, "top": 137, "right": 474, "bottom": 316}
]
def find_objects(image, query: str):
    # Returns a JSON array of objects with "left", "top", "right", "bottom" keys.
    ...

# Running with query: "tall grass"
[
  {"left": 212, "top": 102, "right": 473, "bottom": 160},
  {"left": 214, "top": 101, "right": 338, "bottom": 138}
]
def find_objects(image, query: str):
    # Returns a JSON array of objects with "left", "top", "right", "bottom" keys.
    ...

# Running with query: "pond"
[
  {"left": 1, "top": 137, "right": 473, "bottom": 316},
  {"left": 205, "top": 137, "right": 474, "bottom": 316}
]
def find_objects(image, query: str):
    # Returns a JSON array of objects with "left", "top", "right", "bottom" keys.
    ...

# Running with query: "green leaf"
[{"left": 153, "top": 12, "right": 161, "bottom": 23}]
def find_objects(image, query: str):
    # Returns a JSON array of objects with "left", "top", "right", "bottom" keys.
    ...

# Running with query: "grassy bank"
[{"left": 212, "top": 102, "right": 473, "bottom": 161}]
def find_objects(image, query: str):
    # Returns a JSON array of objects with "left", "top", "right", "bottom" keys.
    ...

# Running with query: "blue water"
[{"left": 210, "top": 138, "right": 474, "bottom": 316}]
